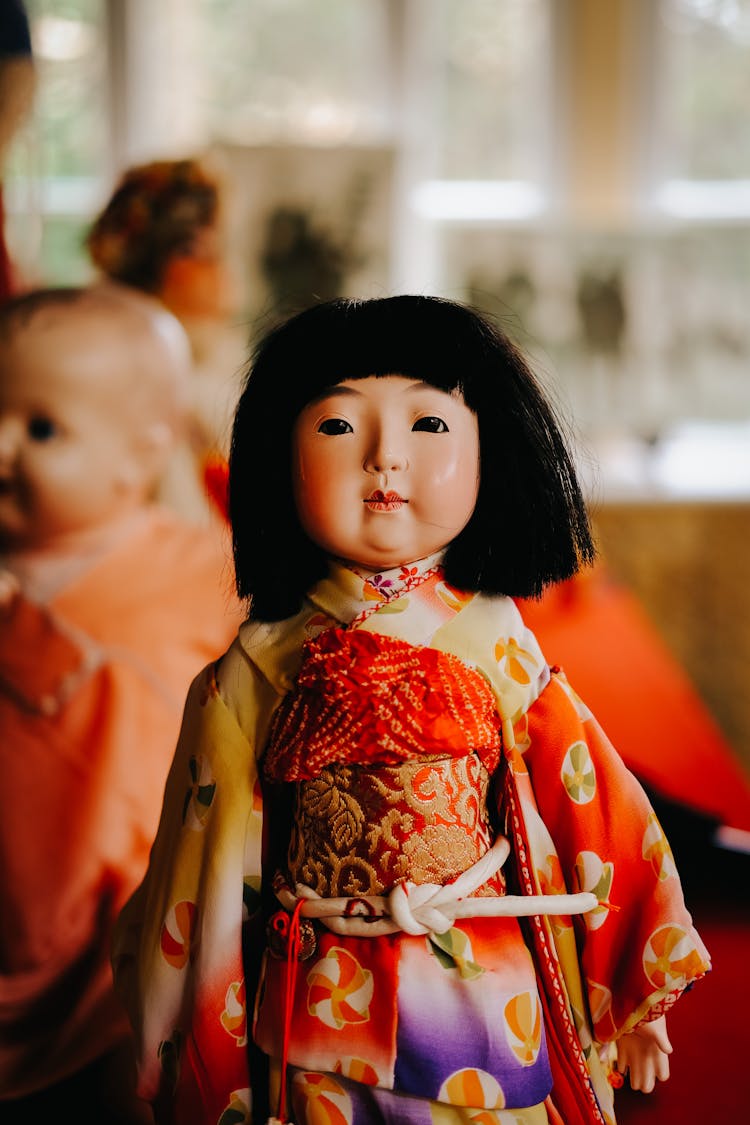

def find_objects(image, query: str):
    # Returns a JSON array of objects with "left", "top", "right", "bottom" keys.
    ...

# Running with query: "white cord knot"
[
  {"left": 273, "top": 833, "right": 599, "bottom": 938},
  {"left": 389, "top": 880, "right": 456, "bottom": 935},
  {"left": 388, "top": 833, "right": 512, "bottom": 936}
]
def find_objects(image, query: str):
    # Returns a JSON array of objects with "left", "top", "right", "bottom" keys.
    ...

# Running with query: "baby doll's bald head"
[
  {"left": 0, "top": 284, "right": 190, "bottom": 429},
  {"left": 0, "top": 285, "right": 192, "bottom": 553},
  {"left": 0, "top": 283, "right": 191, "bottom": 478}
]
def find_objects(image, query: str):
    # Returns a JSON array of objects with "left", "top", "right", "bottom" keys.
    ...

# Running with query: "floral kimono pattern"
[{"left": 112, "top": 554, "right": 710, "bottom": 1125}]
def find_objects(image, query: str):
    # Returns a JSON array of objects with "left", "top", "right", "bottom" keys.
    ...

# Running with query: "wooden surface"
[{"left": 591, "top": 500, "right": 750, "bottom": 774}]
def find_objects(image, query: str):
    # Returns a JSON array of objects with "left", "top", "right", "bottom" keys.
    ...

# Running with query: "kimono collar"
[
  {"left": 239, "top": 552, "right": 450, "bottom": 693},
  {"left": 308, "top": 551, "right": 446, "bottom": 628}
]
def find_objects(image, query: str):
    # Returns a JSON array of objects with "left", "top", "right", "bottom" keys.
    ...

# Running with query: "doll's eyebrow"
[{"left": 308, "top": 385, "right": 362, "bottom": 404}]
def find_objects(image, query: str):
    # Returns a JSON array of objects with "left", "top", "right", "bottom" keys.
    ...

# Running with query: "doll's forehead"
[{"left": 303, "top": 375, "right": 468, "bottom": 408}]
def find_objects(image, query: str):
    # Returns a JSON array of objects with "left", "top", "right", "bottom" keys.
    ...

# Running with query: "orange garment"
[
  {"left": 517, "top": 566, "right": 750, "bottom": 833},
  {"left": 0, "top": 507, "right": 244, "bottom": 1098}
]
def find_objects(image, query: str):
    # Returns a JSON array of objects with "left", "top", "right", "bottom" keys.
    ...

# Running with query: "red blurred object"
[
  {"left": 517, "top": 565, "right": 750, "bottom": 834},
  {"left": 203, "top": 454, "right": 229, "bottom": 522},
  {"left": 1, "top": 189, "right": 16, "bottom": 303}
]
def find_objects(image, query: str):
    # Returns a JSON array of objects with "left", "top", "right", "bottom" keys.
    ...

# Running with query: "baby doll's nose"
[{"left": 0, "top": 419, "right": 19, "bottom": 463}]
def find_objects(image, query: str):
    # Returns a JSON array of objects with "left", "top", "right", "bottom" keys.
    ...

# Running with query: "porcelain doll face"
[
  {"left": 0, "top": 298, "right": 181, "bottom": 552},
  {"left": 292, "top": 374, "right": 480, "bottom": 570}
]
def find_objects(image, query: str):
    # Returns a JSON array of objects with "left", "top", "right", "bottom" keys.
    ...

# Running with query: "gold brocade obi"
[
  {"left": 262, "top": 626, "right": 507, "bottom": 899},
  {"left": 286, "top": 754, "right": 506, "bottom": 899}
]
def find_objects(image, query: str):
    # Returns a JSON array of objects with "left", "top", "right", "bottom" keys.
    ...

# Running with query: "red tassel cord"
[{"left": 268, "top": 897, "right": 306, "bottom": 1125}]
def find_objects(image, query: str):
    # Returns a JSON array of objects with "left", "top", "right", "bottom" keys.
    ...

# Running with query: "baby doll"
[
  {"left": 113, "top": 295, "right": 710, "bottom": 1125},
  {"left": 0, "top": 285, "right": 244, "bottom": 1122}
]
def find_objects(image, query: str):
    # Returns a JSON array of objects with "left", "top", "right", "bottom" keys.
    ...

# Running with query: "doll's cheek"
[
  {"left": 293, "top": 445, "right": 307, "bottom": 484},
  {"left": 426, "top": 450, "right": 480, "bottom": 518},
  {"left": 293, "top": 467, "right": 337, "bottom": 538}
]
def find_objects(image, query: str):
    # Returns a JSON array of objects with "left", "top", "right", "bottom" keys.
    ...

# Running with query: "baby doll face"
[
  {"left": 292, "top": 374, "right": 480, "bottom": 571},
  {"left": 0, "top": 309, "right": 153, "bottom": 552}
]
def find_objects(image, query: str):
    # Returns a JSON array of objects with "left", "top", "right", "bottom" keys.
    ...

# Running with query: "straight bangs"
[{"left": 246, "top": 296, "right": 490, "bottom": 411}]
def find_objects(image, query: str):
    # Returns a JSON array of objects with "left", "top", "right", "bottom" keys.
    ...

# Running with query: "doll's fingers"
[
  {"left": 627, "top": 1045, "right": 671, "bottom": 1092},
  {"left": 636, "top": 1055, "right": 669, "bottom": 1091},
  {"left": 654, "top": 1049, "right": 671, "bottom": 1084},
  {"left": 616, "top": 1016, "right": 673, "bottom": 1093},
  {"left": 636, "top": 1069, "right": 657, "bottom": 1094},
  {"left": 648, "top": 1015, "right": 673, "bottom": 1056},
  {"left": 626, "top": 1056, "right": 657, "bottom": 1093}
]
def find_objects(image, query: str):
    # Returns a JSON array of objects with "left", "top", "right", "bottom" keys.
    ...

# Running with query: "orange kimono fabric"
[{"left": 0, "top": 507, "right": 243, "bottom": 1098}]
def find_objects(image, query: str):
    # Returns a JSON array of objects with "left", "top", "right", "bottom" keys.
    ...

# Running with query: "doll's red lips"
[{"left": 364, "top": 490, "right": 407, "bottom": 504}]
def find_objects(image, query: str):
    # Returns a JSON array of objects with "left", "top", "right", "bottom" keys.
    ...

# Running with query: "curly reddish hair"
[{"left": 86, "top": 158, "right": 220, "bottom": 293}]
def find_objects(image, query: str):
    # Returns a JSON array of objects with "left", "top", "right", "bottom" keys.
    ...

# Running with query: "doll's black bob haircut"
[{"left": 229, "top": 294, "right": 595, "bottom": 621}]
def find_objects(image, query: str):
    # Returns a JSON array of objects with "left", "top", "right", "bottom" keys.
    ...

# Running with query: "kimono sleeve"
[
  {"left": 516, "top": 671, "right": 711, "bottom": 1045},
  {"left": 112, "top": 653, "right": 279, "bottom": 1125}
]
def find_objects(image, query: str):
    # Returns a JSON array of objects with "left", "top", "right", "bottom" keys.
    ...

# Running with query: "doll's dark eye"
[
  {"left": 318, "top": 418, "right": 353, "bottom": 435},
  {"left": 28, "top": 415, "right": 57, "bottom": 441},
  {"left": 412, "top": 416, "right": 448, "bottom": 433}
]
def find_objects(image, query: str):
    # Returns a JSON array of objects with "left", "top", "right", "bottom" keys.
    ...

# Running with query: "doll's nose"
[
  {"left": 364, "top": 447, "right": 407, "bottom": 473},
  {"left": 364, "top": 422, "right": 409, "bottom": 473}
]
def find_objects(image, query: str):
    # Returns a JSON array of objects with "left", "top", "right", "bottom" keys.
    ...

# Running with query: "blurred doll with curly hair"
[{"left": 87, "top": 157, "right": 244, "bottom": 524}]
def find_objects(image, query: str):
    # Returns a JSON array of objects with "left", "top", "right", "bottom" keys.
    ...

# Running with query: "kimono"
[
  {"left": 112, "top": 553, "right": 710, "bottom": 1125},
  {"left": 0, "top": 506, "right": 244, "bottom": 1098}
]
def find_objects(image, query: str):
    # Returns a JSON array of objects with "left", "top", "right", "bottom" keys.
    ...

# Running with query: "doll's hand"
[
  {"left": 0, "top": 570, "right": 21, "bottom": 611},
  {"left": 616, "top": 1015, "right": 673, "bottom": 1093}
]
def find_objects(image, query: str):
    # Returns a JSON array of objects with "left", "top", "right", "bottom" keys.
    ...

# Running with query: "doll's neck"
[{"left": 1, "top": 508, "right": 151, "bottom": 603}]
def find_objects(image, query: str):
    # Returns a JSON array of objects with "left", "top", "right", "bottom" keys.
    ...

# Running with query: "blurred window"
[
  {"left": 194, "top": 0, "right": 392, "bottom": 146},
  {"left": 194, "top": 0, "right": 549, "bottom": 178},
  {"left": 653, "top": 0, "right": 750, "bottom": 216},
  {"left": 429, "top": 0, "right": 551, "bottom": 182},
  {"left": 405, "top": 0, "right": 551, "bottom": 225},
  {"left": 7, "top": 0, "right": 750, "bottom": 283},
  {"left": 4, "top": 0, "right": 109, "bottom": 284}
]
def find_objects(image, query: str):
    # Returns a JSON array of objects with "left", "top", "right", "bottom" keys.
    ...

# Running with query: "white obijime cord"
[{"left": 274, "top": 834, "right": 599, "bottom": 938}]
